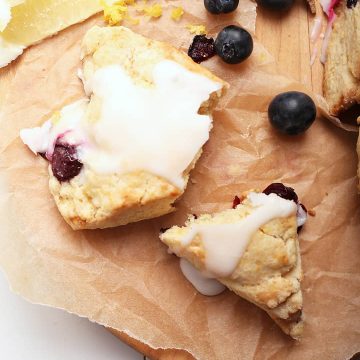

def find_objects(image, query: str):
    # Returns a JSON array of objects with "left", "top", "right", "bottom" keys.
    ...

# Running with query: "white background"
[{"left": 0, "top": 270, "right": 144, "bottom": 359}]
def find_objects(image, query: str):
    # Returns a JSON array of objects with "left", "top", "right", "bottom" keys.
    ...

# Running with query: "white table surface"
[{"left": 0, "top": 270, "right": 144, "bottom": 359}]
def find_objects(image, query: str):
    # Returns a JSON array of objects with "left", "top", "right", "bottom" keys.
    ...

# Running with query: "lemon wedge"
[{"left": 0, "top": 0, "right": 103, "bottom": 68}]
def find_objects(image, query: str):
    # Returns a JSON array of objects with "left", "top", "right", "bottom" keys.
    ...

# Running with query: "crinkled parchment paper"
[{"left": 0, "top": 1, "right": 359, "bottom": 359}]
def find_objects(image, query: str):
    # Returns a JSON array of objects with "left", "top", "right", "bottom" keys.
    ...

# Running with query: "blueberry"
[
  {"left": 268, "top": 91, "right": 316, "bottom": 135},
  {"left": 347, "top": 0, "right": 358, "bottom": 8},
  {"left": 263, "top": 183, "right": 298, "bottom": 203},
  {"left": 204, "top": 0, "right": 239, "bottom": 14},
  {"left": 215, "top": 25, "right": 253, "bottom": 64},
  {"left": 188, "top": 35, "right": 216, "bottom": 63},
  {"left": 257, "top": 0, "right": 294, "bottom": 11},
  {"left": 51, "top": 144, "right": 83, "bottom": 182}
]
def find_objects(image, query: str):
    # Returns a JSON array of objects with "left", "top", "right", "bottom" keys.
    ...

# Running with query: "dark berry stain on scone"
[
  {"left": 347, "top": 0, "right": 358, "bottom": 8},
  {"left": 263, "top": 183, "right": 308, "bottom": 231},
  {"left": 51, "top": 144, "right": 83, "bottom": 182},
  {"left": 263, "top": 183, "right": 299, "bottom": 203},
  {"left": 188, "top": 35, "right": 216, "bottom": 63},
  {"left": 232, "top": 195, "right": 241, "bottom": 209}
]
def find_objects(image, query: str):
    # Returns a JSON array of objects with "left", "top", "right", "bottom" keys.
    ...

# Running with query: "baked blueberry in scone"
[
  {"left": 20, "top": 26, "right": 228, "bottom": 230},
  {"left": 160, "top": 184, "right": 307, "bottom": 339}
]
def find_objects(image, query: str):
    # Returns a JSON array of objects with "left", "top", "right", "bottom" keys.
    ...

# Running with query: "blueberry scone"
[
  {"left": 323, "top": 1, "right": 360, "bottom": 189},
  {"left": 20, "top": 26, "right": 228, "bottom": 230},
  {"left": 160, "top": 184, "right": 307, "bottom": 339},
  {"left": 323, "top": 0, "right": 360, "bottom": 115}
]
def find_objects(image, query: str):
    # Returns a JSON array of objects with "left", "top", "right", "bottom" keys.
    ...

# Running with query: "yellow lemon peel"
[
  {"left": 143, "top": 3, "right": 162, "bottom": 18},
  {"left": 186, "top": 24, "right": 207, "bottom": 35},
  {"left": 171, "top": 7, "right": 184, "bottom": 21},
  {"left": 101, "top": 0, "right": 138, "bottom": 26}
]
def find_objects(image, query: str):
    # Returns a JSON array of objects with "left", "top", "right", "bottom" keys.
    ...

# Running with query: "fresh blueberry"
[
  {"left": 215, "top": 25, "right": 253, "bottom": 64},
  {"left": 268, "top": 91, "right": 316, "bottom": 135},
  {"left": 257, "top": 0, "right": 294, "bottom": 11},
  {"left": 204, "top": 0, "right": 239, "bottom": 14},
  {"left": 51, "top": 144, "right": 83, "bottom": 182}
]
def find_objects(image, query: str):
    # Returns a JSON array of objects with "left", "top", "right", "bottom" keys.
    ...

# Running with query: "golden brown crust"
[
  {"left": 81, "top": 26, "right": 227, "bottom": 92},
  {"left": 160, "top": 193, "right": 304, "bottom": 339},
  {"left": 48, "top": 26, "right": 228, "bottom": 230},
  {"left": 307, "top": 0, "right": 316, "bottom": 14},
  {"left": 323, "top": 2, "right": 360, "bottom": 115}
]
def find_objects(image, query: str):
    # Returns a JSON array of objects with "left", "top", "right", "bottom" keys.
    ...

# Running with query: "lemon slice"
[{"left": 0, "top": 0, "right": 103, "bottom": 67}]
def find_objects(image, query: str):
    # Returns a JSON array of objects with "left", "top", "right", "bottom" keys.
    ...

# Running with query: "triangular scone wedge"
[
  {"left": 160, "top": 191, "right": 304, "bottom": 339},
  {"left": 21, "top": 26, "right": 228, "bottom": 230}
]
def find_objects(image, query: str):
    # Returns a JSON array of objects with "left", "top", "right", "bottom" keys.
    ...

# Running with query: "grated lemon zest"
[
  {"left": 143, "top": 3, "right": 162, "bottom": 18},
  {"left": 101, "top": 0, "right": 138, "bottom": 25},
  {"left": 186, "top": 24, "right": 207, "bottom": 35},
  {"left": 171, "top": 7, "right": 184, "bottom": 21},
  {"left": 125, "top": 14, "right": 140, "bottom": 25}
]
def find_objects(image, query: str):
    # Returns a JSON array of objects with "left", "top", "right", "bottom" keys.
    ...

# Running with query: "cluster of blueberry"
[{"left": 188, "top": 0, "right": 317, "bottom": 136}]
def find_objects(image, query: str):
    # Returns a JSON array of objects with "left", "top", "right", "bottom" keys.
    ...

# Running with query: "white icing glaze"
[
  {"left": 20, "top": 120, "right": 52, "bottom": 155},
  {"left": 296, "top": 204, "right": 307, "bottom": 227},
  {"left": 310, "top": 47, "right": 318, "bottom": 66},
  {"left": 0, "top": 0, "right": 11, "bottom": 31},
  {"left": 81, "top": 61, "right": 221, "bottom": 188},
  {"left": 179, "top": 258, "right": 225, "bottom": 296},
  {"left": 320, "top": 16, "right": 336, "bottom": 64},
  {"left": 320, "top": 0, "right": 332, "bottom": 16},
  {"left": 20, "top": 99, "right": 88, "bottom": 158},
  {"left": 20, "top": 60, "right": 222, "bottom": 189},
  {"left": 0, "top": 36, "right": 24, "bottom": 68},
  {"left": 310, "top": 17, "right": 322, "bottom": 43},
  {"left": 180, "top": 192, "right": 297, "bottom": 278}
]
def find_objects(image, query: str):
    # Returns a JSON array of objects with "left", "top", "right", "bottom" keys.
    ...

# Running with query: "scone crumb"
[
  {"left": 186, "top": 24, "right": 207, "bottom": 35},
  {"left": 308, "top": 209, "right": 316, "bottom": 216},
  {"left": 171, "top": 7, "right": 184, "bottom": 21}
]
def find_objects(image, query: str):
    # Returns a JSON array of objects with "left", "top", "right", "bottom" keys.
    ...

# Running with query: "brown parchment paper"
[{"left": 0, "top": 1, "right": 359, "bottom": 359}]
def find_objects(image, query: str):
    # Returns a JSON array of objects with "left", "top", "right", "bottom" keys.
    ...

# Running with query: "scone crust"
[
  {"left": 323, "top": 2, "right": 360, "bottom": 115},
  {"left": 307, "top": 0, "right": 316, "bottom": 13},
  {"left": 50, "top": 26, "right": 228, "bottom": 230},
  {"left": 161, "top": 194, "right": 304, "bottom": 339}
]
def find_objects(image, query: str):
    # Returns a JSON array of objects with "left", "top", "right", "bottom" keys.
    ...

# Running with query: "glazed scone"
[
  {"left": 160, "top": 187, "right": 306, "bottom": 339},
  {"left": 20, "top": 26, "right": 228, "bottom": 230},
  {"left": 323, "top": 1, "right": 360, "bottom": 115}
]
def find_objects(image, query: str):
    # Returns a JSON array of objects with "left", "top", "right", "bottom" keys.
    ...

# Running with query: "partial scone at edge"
[
  {"left": 323, "top": 2, "right": 360, "bottom": 115},
  {"left": 160, "top": 194, "right": 304, "bottom": 339},
  {"left": 49, "top": 26, "right": 228, "bottom": 230}
]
